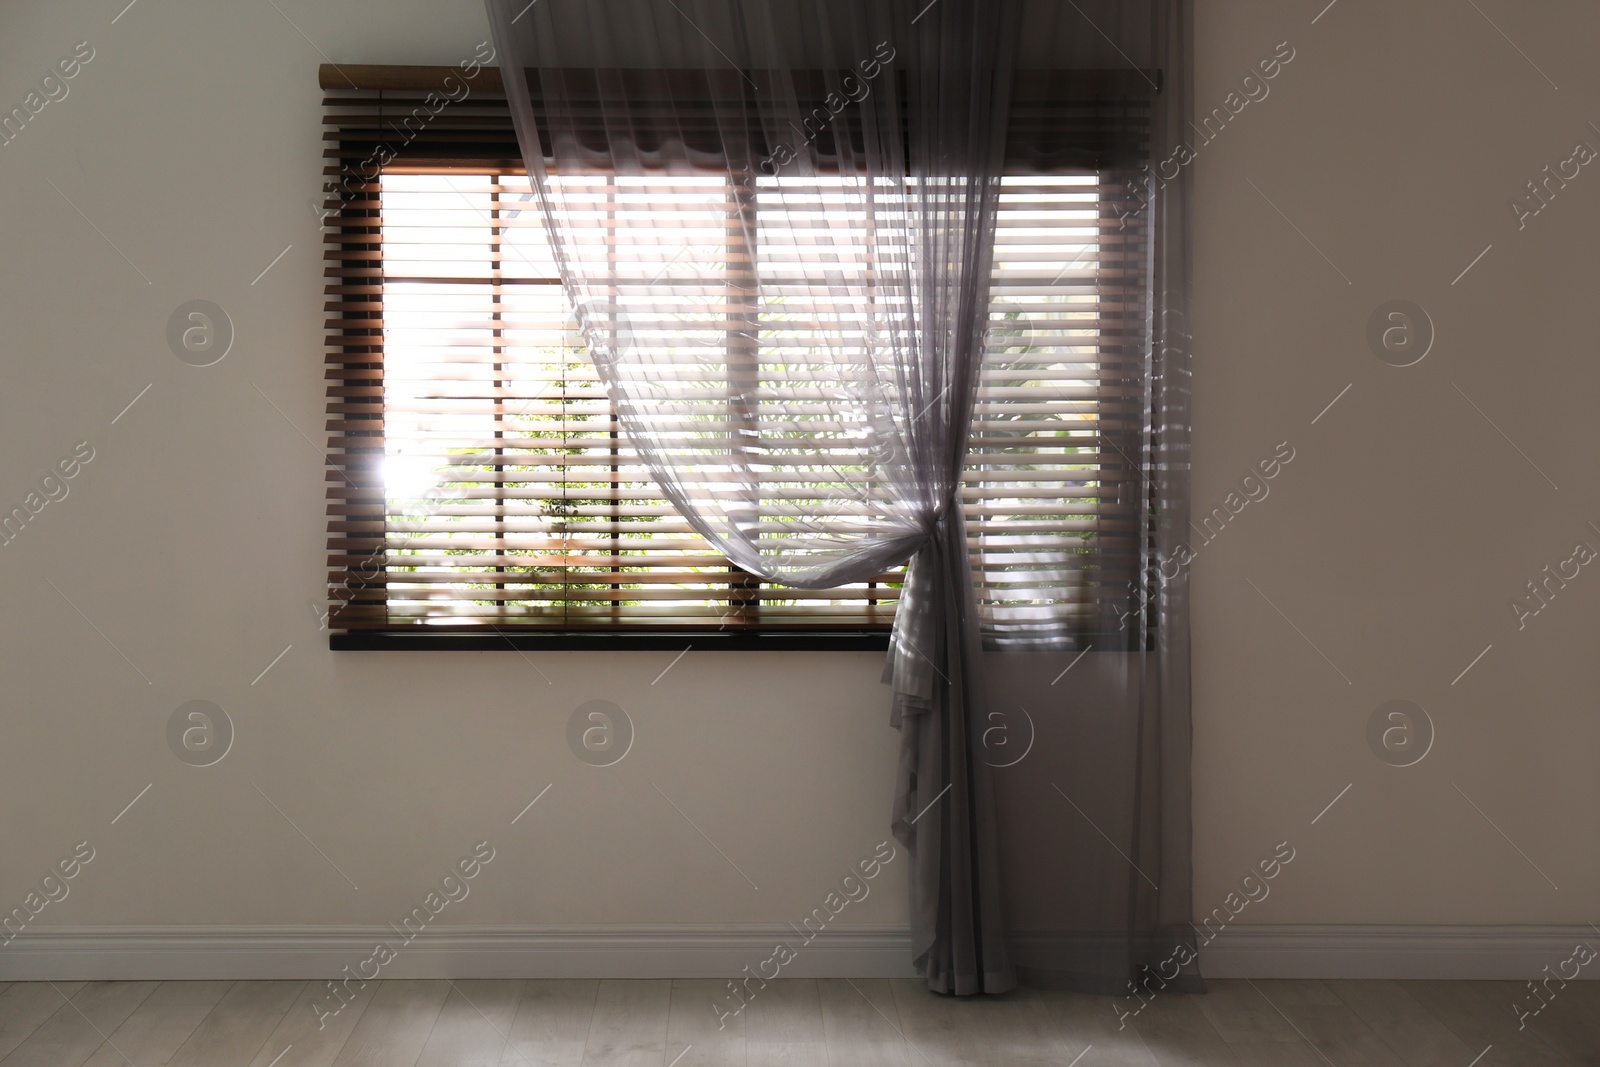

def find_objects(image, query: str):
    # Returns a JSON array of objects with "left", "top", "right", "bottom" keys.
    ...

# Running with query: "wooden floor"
[{"left": 0, "top": 977, "right": 1593, "bottom": 1066}]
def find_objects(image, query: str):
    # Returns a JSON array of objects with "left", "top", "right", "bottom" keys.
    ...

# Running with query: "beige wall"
[
  {"left": 0, "top": 0, "right": 1595, "bottom": 940},
  {"left": 1190, "top": 0, "right": 1600, "bottom": 924}
]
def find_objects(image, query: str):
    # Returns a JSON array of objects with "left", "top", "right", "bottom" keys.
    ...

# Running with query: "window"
[{"left": 321, "top": 71, "right": 1148, "bottom": 645}]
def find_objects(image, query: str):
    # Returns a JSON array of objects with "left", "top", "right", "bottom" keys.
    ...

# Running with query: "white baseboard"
[
  {"left": 0, "top": 925, "right": 920, "bottom": 982},
  {"left": 3, "top": 924, "right": 1592, "bottom": 982},
  {"left": 1199, "top": 925, "right": 1600, "bottom": 980}
]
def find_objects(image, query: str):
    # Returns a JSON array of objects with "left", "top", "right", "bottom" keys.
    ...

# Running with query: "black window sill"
[{"left": 330, "top": 631, "right": 891, "bottom": 652}]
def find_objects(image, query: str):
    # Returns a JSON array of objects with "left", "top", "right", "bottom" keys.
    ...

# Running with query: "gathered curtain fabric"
[{"left": 486, "top": 0, "right": 1193, "bottom": 996}]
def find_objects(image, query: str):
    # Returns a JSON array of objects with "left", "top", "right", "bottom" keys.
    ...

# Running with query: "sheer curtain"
[{"left": 485, "top": 0, "right": 1193, "bottom": 996}]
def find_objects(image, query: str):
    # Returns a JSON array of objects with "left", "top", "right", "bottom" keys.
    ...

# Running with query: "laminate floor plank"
[
  {"left": 0, "top": 981, "right": 156, "bottom": 1067},
  {"left": 887, "top": 979, "right": 993, "bottom": 1067},
  {"left": 0, "top": 982, "right": 86, "bottom": 1060},
  {"left": 1129, "top": 990, "right": 1242, "bottom": 1067},
  {"left": 1397, "top": 980, "right": 1571, "bottom": 1067},
  {"left": 497, "top": 979, "right": 597, "bottom": 1067},
  {"left": 328, "top": 979, "right": 449, "bottom": 1067},
  {"left": 667, "top": 978, "right": 745, "bottom": 1067},
  {"left": 1188, "top": 980, "right": 1326, "bottom": 1067},
  {"left": 1247, "top": 980, "right": 1405, "bottom": 1067},
  {"left": 244, "top": 976, "right": 377, "bottom": 1067},
  {"left": 1552, "top": 981, "right": 1600, "bottom": 1046},
  {"left": 1471, "top": 980, "right": 1600, "bottom": 1066},
  {"left": 1028, "top": 987, "right": 1163, "bottom": 1067},
  {"left": 168, "top": 981, "right": 306, "bottom": 1067},
  {"left": 816, "top": 978, "right": 913, "bottom": 1067},
  {"left": 983, "top": 986, "right": 1104, "bottom": 1067},
  {"left": 745, "top": 979, "right": 827, "bottom": 1067},
  {"left": 581, "top": 980, "right": 671, "bottom": 1067},
  {"left": 80, "top": 982, "right": 232, "bottom": 1067},
  {"left": 1328, "top": 979, "right": 1482, "bottom": 1067},
  {"left": 414, "top": 979, "right": 522, "bottom": 1067}
]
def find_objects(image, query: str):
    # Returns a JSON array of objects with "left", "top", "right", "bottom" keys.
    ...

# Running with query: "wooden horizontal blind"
[
  {"left": 976, "top": 173, "right": 1146, "bottom": 646},
  {"left": 322, "top": 75, "right": 1150, "bottom": 637}
]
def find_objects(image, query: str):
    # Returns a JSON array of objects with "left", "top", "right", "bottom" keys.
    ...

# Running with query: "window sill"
[{"left": 329, "top": 631, "right": 891, "bottom": 652}]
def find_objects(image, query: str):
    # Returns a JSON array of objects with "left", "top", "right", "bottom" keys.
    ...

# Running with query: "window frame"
[{"left": 320, "top": 67, "right": 1154, "bottom": 651}]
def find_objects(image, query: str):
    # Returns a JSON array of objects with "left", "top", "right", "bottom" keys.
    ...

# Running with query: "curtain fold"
[
  {"left": 485, "top": 0, "right": 1192, "bottom": 998},
  {"left": 887, "top": 512, "right": 1012, "bottom": 993},
  {"left": 982, "top": 0, "right": 1197, "bottom": 997}
]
